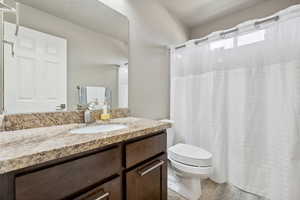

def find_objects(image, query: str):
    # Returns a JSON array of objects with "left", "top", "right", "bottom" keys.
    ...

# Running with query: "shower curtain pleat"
[{"left": 170, "top": 5, "right": 300, "bottom": 200}]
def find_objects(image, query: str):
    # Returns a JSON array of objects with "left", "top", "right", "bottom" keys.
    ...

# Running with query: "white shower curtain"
[{"left": 170, "top": 5, "right": 300, "bottom": 200}]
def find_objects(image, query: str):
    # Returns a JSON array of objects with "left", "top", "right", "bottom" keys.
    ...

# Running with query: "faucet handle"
[
  {"left": 87, "top": 100, "right": 98, "bottom": 110},
  {"left": 56, "top": 104, "right": 66, "bottom": 111}
]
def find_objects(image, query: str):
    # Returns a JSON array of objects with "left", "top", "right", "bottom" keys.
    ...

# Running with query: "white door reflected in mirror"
[{"left": 4, "top": 22, "right": 67, "bottom": 114}]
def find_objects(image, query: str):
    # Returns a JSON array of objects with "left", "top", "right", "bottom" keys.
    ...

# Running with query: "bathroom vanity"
[
  {"left": 0, "top": 0, "right": 170, "bottom": 199},
  {"left": 0, "top": 117, "right": 171, "bottom": 200}
]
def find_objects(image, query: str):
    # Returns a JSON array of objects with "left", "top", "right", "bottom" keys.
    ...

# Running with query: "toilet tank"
[{"left": 160, "top": 119, "right": 175, "bottom": 148}]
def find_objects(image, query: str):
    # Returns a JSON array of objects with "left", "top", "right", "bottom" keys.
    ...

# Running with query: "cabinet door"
[
  {"left": 74, "top": 177, "right": 121, "bottom": 200},
  {"left": 126, "top": 154, "right": 167, "bottom": 200}
]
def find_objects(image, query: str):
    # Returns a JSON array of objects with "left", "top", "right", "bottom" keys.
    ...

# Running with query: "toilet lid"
[{"left": 168, "top": 143, "right": 212, "bottom": 167}]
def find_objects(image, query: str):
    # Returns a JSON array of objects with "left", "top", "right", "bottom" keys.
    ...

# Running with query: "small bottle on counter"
[{"left": 100, "top": 100, "right": 111, "bottom": 121}]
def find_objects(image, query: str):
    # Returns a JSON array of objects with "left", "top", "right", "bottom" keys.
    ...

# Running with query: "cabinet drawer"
[
  {"left": 126, "top": 154, "right": 167, "bottom": 200},
  {"left": 15, "top": 147, "right": 121, "bottom": 200},
  {"left": 74, "top": 177, "right": 121, "bottom": 200},
  {"left": 125, "top": 133, "right": 166, "bottom": 168}
]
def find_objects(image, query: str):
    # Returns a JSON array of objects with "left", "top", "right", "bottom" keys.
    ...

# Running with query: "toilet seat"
[
  {"left": 168, "top": 143, "right": 212, "bottom": 167},
  {"left": 169, "top": 157, "right": 212, "bottom": 175}
]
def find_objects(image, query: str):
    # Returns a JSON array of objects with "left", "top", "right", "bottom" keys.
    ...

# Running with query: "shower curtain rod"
[
  {"left": 255, "top": 15, "right": 279, "bottom": 26},
  {"left": 220, "top": 28, "right": 239, "bottom": 37},
  {"left": 175, "top": 44, "right": 186, "bottom": 50},
  {"left": 173, "top": 15, "right": 280, "bottom": 50}
]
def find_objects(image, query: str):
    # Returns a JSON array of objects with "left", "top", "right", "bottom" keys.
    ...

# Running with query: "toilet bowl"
[
  {"left": 160, "top": 119, "right": 213, "bottom": 200},
  {"left": 168, "top": 143, "right": 212, "bottom": 200}
]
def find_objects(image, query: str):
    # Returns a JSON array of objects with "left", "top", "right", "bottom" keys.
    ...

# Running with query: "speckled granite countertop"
[{"left": 0, "top": 117, "right": 171, "bottom": 174}]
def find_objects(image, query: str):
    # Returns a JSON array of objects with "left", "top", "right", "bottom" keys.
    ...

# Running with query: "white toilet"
[{"left": 162, "top": 120, "right": 213, "bottom": 200}]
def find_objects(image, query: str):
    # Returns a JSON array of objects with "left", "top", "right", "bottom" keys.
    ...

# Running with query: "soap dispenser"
[{"left": 101, "top": 100, "right": 111, "bottom": 121}]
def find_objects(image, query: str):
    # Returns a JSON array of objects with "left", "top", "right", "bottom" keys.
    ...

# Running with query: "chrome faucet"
[
  {"left": 104, "top": 89, "right": 112, "bottom": 113},
  {"left": 84, "top": 100, "right": 98, "bottom": 124}
]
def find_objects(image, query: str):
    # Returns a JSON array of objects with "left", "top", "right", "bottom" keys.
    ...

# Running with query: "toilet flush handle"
[{"left": 138, "top": 160, "right": 165, "bottom": 176}]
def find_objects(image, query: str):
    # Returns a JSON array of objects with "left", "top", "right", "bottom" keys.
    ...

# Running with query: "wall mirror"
[{"left": 0, "top": 0, "right": 129, "bottom": 114}]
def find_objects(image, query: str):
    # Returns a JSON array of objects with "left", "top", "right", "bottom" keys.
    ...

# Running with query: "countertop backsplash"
[{"left": 0, "top": 108, "right": 129, "bottom": 131}]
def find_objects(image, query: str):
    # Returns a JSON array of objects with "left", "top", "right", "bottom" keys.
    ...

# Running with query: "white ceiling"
[
  {"left": 16, "top": 0, "right": 129, "bottom": 42},
  {"left": 158, "top": 0, "right": 267, "bottom": 28}
]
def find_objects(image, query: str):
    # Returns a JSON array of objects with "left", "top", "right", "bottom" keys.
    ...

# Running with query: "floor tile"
[
  {"left": 168, "top": 189, "right": 187, "bottom": 200},
  {"left": 168, "top": 179, "right": 267, "bottom": 200}
]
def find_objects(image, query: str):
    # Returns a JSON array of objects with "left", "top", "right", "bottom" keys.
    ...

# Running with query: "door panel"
[
  {"left": 4, "top": 22, "right": 67, "bottom": 114},
  {"left": 17, "top": 56, "right": 36, "bottom": 100}
]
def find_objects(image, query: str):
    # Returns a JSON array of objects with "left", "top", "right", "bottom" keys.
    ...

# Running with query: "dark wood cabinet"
[
  {"left": 126, "top": 154, "right": 167, "bottom": 200},
  {"left": 15, "top": 147, "right": 121, "bottom": 200},
  {"left": 125, "top": 133, "right": 166, "bottom": 168},
  {"left": 0, "top": 131, "right": 167, "bottom": 200}
]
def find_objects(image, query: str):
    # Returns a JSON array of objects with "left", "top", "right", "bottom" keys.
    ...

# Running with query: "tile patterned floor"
[
  {"left": 167, "top": 179, "right": 219, "bottom": 200},
  {"left": 168, "top": 179, "right": 267, "bottom": 200},
  {"left": 168, "top": 189, "right": 187, "bottom": 200}
]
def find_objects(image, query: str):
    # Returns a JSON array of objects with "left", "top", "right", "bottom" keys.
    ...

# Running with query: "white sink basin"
[{"left": 70, "top": 124, "right": 127, "bottom": 134}]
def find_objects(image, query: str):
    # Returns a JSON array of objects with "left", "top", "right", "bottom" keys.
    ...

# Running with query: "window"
[
  {"left": 209, "top": 30, "right": 266, "bottom": 51},
  {"left": 210, "top": 38, "right": 234, "bottom": 50},
  {"left": 176, "top": 54, "right": 183, "bottom": 59},
  {"left": 237, "top": 30, "right": 265, "bottom": 47}
]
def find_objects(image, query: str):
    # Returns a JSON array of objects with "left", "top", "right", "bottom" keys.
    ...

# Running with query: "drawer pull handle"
[
  {"left": 95, "top": 192, "right": 110, "bottom": 200},
  {"left": 138, "top": 160, "right": 165, "bottom": 176}
]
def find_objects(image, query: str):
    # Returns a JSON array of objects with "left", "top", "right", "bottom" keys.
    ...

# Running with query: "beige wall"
[
  {"left": 0, "top": 10, "right": 3, "bottom": 113},
  {"left": 101, "top": 0, "right": 300, "bottom": 119},
  {"left": 101, "top": 0, "right": 189, "bottom": 119},
  {"left": 190, "top": 0, "right": 300, "bottom": 39},
  {"left": 5, "top": 4, "right": 128, "bottom": 110}
]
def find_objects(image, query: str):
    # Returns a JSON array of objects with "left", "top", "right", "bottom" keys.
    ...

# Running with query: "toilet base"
[{"left": 168, "top": 167, "right": 202, "bottom": 200}]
